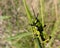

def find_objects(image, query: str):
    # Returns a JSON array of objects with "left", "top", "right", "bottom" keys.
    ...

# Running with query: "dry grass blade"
[{"left": 47, "top": 0, "right": 59, "bottom": 48}]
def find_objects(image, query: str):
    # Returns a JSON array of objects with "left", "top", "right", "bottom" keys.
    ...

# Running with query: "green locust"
[{"left": 30, "top": 17, "right": 51, "bottom": 46}]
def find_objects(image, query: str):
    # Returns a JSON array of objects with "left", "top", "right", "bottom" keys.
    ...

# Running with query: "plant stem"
[{"left": 39, "top": 0, "right": 45, "bottom": 26}]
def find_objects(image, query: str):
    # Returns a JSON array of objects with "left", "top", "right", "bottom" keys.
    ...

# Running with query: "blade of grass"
[
  {"left": 47, "top": 0, "right": 59, "bottom": 48},
  {"left": 22, "top": 0, "right": 33, "bottom": 24},
  {"left": 34, "top": 38, "right": 42, "bottom": 48},
  {"left": 7, "top": 32, "right": 32, "bottom": 41},
  {"left": 0, "top": 16, "right": 11, "bottom": 20},
  {"left": 39, "top": 0, "right": 46, "bottom": 47},
  {"left": 39, "top": 0, "right": 45, "bottom": 26}
]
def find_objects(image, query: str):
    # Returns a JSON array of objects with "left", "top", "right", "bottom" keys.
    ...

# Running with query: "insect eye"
[
  {"left": 36, "top": 34, "right": 38, "bottom": 36},
  {"left": 44, "top": 25, "right": 46, "bottom": 27},
  {"left": 49, "top": 36, "right": 51, "bottom": 39}
]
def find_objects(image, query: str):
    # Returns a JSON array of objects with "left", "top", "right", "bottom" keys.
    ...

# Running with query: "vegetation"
[{"left": 0, "top": 0, "right": 60, "bottom": 48}]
